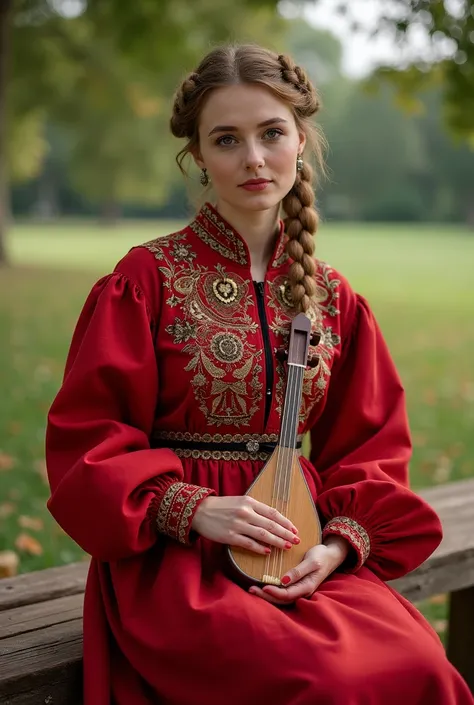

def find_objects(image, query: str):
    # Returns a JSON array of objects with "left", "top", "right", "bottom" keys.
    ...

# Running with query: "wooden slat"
[
  {"left": 0, "top": 562, "right": 88, "bottom": 612},
  {"left": 391, "top": 546, "right": 474, "bottom": 602},
  {"left": 0, "top": 619, "right": 83, "bottom": 705},
  {"left": 0, "top": 594, "right": 83, "bottom": 639}
]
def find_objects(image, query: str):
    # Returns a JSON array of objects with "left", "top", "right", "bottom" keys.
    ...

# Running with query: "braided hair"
[{"left": 170, "top": 45, "right": 325, "bottom": 313}]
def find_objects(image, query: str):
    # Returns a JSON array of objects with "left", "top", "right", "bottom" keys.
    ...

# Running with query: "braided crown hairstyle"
[{"left": 170, "top": 44, "right": 325, "bottom": 314}]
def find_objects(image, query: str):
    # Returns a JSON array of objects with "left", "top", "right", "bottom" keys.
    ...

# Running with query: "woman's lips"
[{"left": 239, "top": 180, "right": 272, "bottom": 191}]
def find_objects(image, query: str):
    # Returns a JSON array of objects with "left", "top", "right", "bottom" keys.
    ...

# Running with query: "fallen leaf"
[
  {"left": 432, "top": 455, "right": 453, "bottom": 484},
  {"left": 432, "top": 619, "right": 448, "bottom": 634},
  {"left": 428, "top": 594, "right": 447, "bottom": 606},
  {"left": 0, "top": 452, "right": 15, "bottom": 472},
  {"left": 18, "top": 515, "right": 44, "bottom": 531},
  {"left": 33, "top": 459, "right": 48, "bottom": 484},
  {"left": 0, "top": 551, "right": 19, "bottom": 578},
  {"left": 7, "top": 422, "right": 22, "bottom": 436},
  {"left": 15, "top": 532, "right": 43, "bottom": 556},
  {"left": 0, "top": 502, "right": 16, "bottom": 519},
  {"left": 423, "top": 389, "right": 437, "bottom": 406}
]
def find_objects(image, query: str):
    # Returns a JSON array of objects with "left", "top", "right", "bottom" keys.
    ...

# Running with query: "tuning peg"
[
  {"left": 274, "top": 346, "right": 288, "bottom": 363},
  {"left": 306, "top": 354, "right": 320, "bottom": 370},
  {"left": 310, "top": 332, "right": 321, "bottom": 347}
]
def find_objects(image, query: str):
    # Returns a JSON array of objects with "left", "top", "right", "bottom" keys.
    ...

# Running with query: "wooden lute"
[{"left": 228, "top": 313, "right": 322, "bottom": 586}]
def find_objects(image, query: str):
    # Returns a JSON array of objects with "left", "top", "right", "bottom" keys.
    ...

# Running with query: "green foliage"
[
  {"left": 333, "top": 0, "right": 474, "bottom": 140},
  {"left": 9, "top": 0, "right": 286, "bottom": 209}
]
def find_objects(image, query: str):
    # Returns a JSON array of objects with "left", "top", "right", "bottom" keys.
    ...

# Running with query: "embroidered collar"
[{"left": 190, "top": 202, "right": 289, "bottom": 269}]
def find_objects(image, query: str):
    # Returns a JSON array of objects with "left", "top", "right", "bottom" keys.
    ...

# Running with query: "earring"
[
  {"left": 296, "top": 155, "right": 304, "bottom": 172},
  {"left": 200, "top": 168, "right": 209, "bottom": 186}
]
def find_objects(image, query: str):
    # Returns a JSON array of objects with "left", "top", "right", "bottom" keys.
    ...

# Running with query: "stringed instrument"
[{"left": 228, "top": 313, "right": 322, "bottom": 586}]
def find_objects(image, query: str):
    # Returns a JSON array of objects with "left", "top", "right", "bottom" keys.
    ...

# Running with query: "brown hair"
[{"left": 170, "top": 44, "right": 325, "bottom": 314}]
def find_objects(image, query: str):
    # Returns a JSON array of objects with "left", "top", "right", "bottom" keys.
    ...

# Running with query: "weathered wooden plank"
[
  {"left": 447, "top": 586, "right": 474, "bottom": 692},
  {"left": 391, "top": 547, "right": 474, "bottom": 602},
  {"left": 0, "top": 562, "right": 88, "bottom": 611},
  {"left": 0, "top": 594, "right": 83, "bottom": 639},
  {"left": 418, "top": 478, "right": 474, "bottom": 507},
  {"left": 0, "top": 619, "right": 83, "bottom": 704}
]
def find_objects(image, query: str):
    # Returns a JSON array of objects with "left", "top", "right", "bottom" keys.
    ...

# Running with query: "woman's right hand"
[{"left": 191, "top": 495, "right": 300, "bottom": 555}]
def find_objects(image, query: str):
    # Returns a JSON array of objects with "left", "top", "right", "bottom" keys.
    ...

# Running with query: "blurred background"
[{"left": 0, "top": 0, "right": 473, "bottom": 639}]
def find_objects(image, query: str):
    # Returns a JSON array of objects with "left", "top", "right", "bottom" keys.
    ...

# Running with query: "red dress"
[{"left": 46, "top": 203, "right": 473, "bottom": 704}]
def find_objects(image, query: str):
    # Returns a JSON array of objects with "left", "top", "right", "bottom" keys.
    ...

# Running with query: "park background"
[{"left": 0, "top": 0, "right": 473, "bottom": 642}]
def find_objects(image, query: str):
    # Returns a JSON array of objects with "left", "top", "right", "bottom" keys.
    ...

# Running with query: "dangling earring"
[
  {"left": 296, "top": 155, "right": 304, "bottom": 172},
  {"left": 200, "top": 168, "right": 210, "bottom": 186}
]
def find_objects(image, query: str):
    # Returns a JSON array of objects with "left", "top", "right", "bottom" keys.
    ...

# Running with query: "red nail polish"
[
  {"left": 292, "top": 527, "right": 298, "bottom": 534},
  {"left": 265, "top": 547, "right": 271, "bottom": 554},
  {"left": 293, "top": 536, "right": 300, "bottom": 544},
  {"left": 281, "top": 576, "right": 291, "bottom": 585},
  {"left": 284, "top": 541, "right": 292, "bottom": 550}
]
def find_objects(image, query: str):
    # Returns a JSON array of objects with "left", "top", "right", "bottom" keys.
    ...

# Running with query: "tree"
[
  {"left": 325, "top": 1, "right": 474, "bottom": 142},
  {"left": 1, "top": 0, "right": 285, "bottom": 263}
]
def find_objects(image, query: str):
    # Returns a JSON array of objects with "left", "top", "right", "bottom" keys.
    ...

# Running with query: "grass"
[{"left": 1, "top": 219, "right": 473, "bottom": 638}]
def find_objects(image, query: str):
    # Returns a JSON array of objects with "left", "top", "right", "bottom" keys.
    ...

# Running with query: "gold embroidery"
[
  {"left": 156, "top": 482, "right": 212, "bottom": 544},
  {"left": 212, "top": 276, "right": 239, "bottom": 304},
  {"left": 190, "top": 205, "right": 249, "bottom": 265},
  {"left": 153, "top": 431, "right": 281, "bottom": 443},
  {"left": 323, "top": 516, "right": 370, "bottom": 569},
  {"left": 151, "top": 431, "right": 303, "bottom": 461},
  {"left": 268, "top": 261, "right": 341, "bottom": 420},
  {"left": 142, "top": 234, "right": 262, "bottom": 428},
  {"left": 211, "top": 333, "right": 244, "bottom": 363}
]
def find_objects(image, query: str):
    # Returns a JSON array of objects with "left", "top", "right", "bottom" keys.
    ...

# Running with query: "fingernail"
[
  {"left": 284, "top": 542, "right": 292, "bottom": 550},
  {"left": 293, "top": 536, "right": 300, "bottom": 544},
  {"left": 265, "top": 547, "right": 271, "bottom": 554},
  {"left": 281, "top": 576, "right": 291, "bottom": 585},
  {"left": 292, "top": 527, "right": 298, "bottom": 534}
]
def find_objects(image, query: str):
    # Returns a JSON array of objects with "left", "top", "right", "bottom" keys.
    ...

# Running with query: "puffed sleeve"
[
  {"left": 45, "top": 249, "right": 215, "bottom": 561},
  {"left": 309, "top": 291, "right": 442, "bottom": 581}
]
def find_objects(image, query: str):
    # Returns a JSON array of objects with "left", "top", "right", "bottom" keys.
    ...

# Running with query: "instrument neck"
[{"left": 279, "top": 362, "right": 305, "bottom": 451}]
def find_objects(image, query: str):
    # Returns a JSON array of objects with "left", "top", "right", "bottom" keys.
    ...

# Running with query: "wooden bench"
[{"left": 1, "top": 478, "right": 474, "bottom": 704}]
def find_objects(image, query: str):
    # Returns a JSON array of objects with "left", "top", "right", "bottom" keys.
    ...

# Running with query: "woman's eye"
[
  {"left": 216, "top": 135, "right": 236, "bottom": 146},
  {"left": 264, "top": 128, "right": 283, "bottom": 140}
]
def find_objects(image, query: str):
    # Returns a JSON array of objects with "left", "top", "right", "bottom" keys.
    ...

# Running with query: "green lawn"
[{"left": 1, "top": 219, "right": 473, "bottom": 638}]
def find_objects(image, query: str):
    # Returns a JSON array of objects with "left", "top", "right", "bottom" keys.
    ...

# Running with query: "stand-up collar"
[{"left": 190, "top": 202, "right": 289, "bottom": 270}]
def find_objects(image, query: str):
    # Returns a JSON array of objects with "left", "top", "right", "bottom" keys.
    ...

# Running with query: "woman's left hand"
[{"left": 248, "top": 535, "right": 350, "bottom": 605}]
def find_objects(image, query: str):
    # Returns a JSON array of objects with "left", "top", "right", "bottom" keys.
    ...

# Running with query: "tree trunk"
[
  {"left": 466, "top": 196, "right": 474, "bottom": 230},
  {"left": 0, "top": 0, "right": 12, "bottom": 265},
  {"left": 99, "top": 198, "right": 121, "bottom": 226}
]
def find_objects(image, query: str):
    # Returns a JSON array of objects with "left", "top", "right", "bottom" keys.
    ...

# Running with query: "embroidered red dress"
[{"left": 46, "top": 203, "right": 473, "bottom": 705}]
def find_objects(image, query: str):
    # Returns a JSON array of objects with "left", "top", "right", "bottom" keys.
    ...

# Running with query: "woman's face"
[{"left": 194, "top": 83, "right": 306, "bottom": 214}]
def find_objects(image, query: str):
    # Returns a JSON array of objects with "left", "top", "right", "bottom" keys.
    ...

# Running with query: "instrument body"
[{"left": 227, "top": 313, "right": 322, "bottom": 586}]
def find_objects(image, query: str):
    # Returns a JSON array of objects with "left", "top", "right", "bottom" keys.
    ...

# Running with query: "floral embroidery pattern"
[
  {"left": 142, "top": 208, "right": 342, "bottom": 432},
  {"left": 322, "top": 516, "right": 370, "bottom": 571},
  {"left": 156, "top": 482, "right": 214, "bottom": 544},
  {"left": 142, "top": 236, "right": 262, "bottom": 428},
  {"left": 268, "top": 262, "right": 341, "bottom": 421}
]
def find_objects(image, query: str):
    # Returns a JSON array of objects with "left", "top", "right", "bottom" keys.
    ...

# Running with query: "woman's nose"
[{"left": 244, "top": 143, "right": 265, "bottom": 171}]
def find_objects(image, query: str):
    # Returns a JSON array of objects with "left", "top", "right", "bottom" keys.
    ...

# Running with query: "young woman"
[{"left": 45, "top": 44, "right": 474, "bottom": 704}]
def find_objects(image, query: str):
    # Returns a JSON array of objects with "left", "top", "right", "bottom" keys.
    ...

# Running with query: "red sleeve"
[
  {"left": 45, "top": 251, "right": 214, "bottom": 561},
  {"left": 309, "top": 291, "right": 442, "bottom": 581}
]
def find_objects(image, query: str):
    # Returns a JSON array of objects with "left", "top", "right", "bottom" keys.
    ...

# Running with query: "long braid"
[{"left": 278, "top": 54, "right": 320, "bottom": 314}]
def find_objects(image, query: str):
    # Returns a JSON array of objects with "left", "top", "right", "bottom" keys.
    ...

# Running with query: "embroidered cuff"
[
  {"left": 155, "top": 482, "right": 215, "bottom": 545},
  {"left": 322, "top": 516, "right": 370, "bottom": 572}
]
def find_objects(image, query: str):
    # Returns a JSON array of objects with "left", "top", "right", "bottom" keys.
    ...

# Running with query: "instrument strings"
[{"left": 264, "top": 362, "right": 305, "bottom": 582}]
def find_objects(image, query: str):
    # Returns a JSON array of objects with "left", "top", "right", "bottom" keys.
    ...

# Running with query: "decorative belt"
[{"left": 151, "top": 431, "right": 304, "bottom": 461}]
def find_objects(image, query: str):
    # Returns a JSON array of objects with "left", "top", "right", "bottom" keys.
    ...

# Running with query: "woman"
[{"left": 46, "top": 44, "right": 474, "bottom": 704}]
